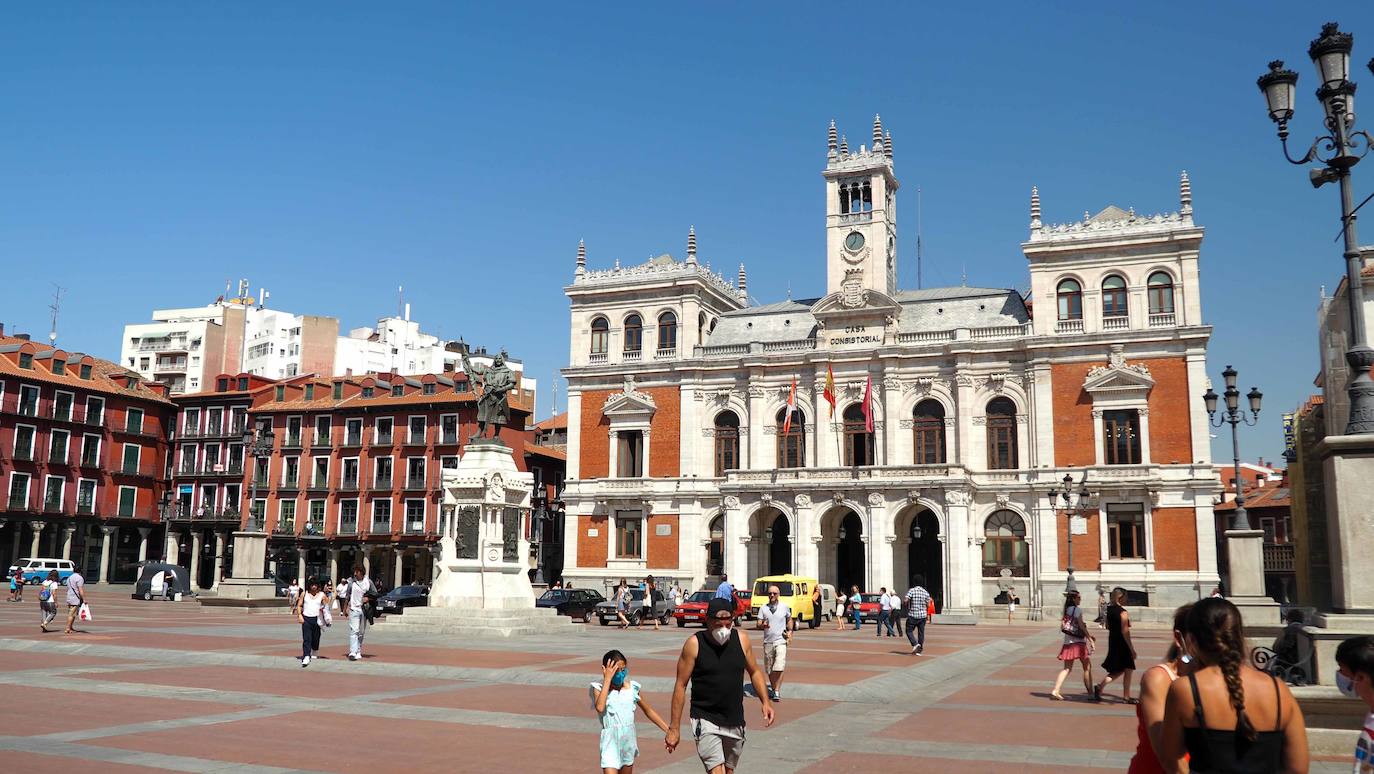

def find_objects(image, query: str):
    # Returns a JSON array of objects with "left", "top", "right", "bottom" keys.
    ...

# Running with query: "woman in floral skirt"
[{"left": 1050, "top": 590, "right": 1097, "bottom": 700}]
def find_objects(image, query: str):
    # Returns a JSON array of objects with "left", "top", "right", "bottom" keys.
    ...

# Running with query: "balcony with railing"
[
  {"left": 13, "top": 446, "right": 35, "bottom": 462},
  {"left": 622, "top": 350, "right": 642, "bottom": 362},
  {"left": 281, "top": 434, "right": 303, "bottom": 449},
  {"left": 308, "top": 475, "right": 330, "bottom": 491},
  {"left": 1263, "top": 543, "right": 1296, "bottom": 573},
  {"left": 75, "top": 498, "right": 95, "bottom": 515},
  {"left": 79, "top": 451, "right": 101, "bottom": 468},
  {"left": 439, "top": 430, "right": 459, "bottom": 445},
  {"left": 7, "top": 495, "right": 30, "bottom": 511},
  {"left": 370, "top": 518, "right": 391, "bottom": 534},
  {"left": 43, "top": 497, "right": 63, "bottom": 513},
  {"left": 1148, "top": 312, "right": 1176, "bottom": 327},
  {"left": 311, "top": 432, "right": 333, "bottom": 451},
  {"left": 115, "top": 463, "right": 156, "bottom": 479},
  {"left": 306, "top": 517, "right": 325, "bottom": 535},
  {"left": 342, "top": 432, "right": 363, "bottom": 448},
  {"left": 1102, "top": 316, "right": 1129, "bottom": 331},
  {"left": 374, "top": 475, "right": 393, "bottom": 490},
  {"left": 47, "top": 448, "right": 70, "bottom": 466},
  {"left": 339, "top": 475, "right": 360, "bottom": 492},
  {"left": 278, "top": 475, "right": 300, "bottom": 491},
  {"left": 1056, "top": 318, "right": 1085, "bottom": 334},
  {"left": 273, "top": 517, "right": 296, "bottom": 535},
  {"left": 655, "top": 347, "right": 677, "bottom": 360},
  {"left": 137, "top": 337, "right": 189, "bottom": 352},
  {"left": 405, "top": 475, "right": 427, "bottom": 491},
  {"left": 588, "top": 352, "right": 608, "bottom": 364},
  {"left": 405, "top": 517, "right": 426, "bottom": 534},
  {"left": 338, "top": 517, "right": 358, "bottom": 535}
]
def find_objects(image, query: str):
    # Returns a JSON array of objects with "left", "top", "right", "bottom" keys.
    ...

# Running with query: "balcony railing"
[
  {"left": 1102, "top": 316, "right": 1129, "bottom": 331},
  {"left": 375, "top": 432, "right": 393, "bottom": 446},
  {"left": 309, "top": 476, "right": 330, "bottom": 490},
  {"left": 375, "top": 476, "right": 393, "bottom": 489},
  {"left": 52, "top": 405, "right": 74, "bottom": 422},
  {"left": 311, "top": 433, "right": 333, "bottom": 450},
  {"left": 116, "top": 463, "right": 155, "bottom": 478},
  {"left": 1148, "top": 312, "right": 1176, "bottom": 327},
  {"left": 137, "top": 339, "right": 189, "bottom": 352},
  {"left": 47, "top": 449, "right": 70, "bottom": 465},
  {"left": 79, "top": 453, "right": 100, "bottom": 468},
  {"left": 7, "top": 496, "right": 29, "bottom": 510},
  {"left": 655, "top": 347, "right": 677, "bottom": 359},
  {"left": 18, "top": 401, "right": 40, "bottom": 417},
  {"left": 14, "top": 447, "right": 35, "bottom": 462},
  {"left": 279, "top": 476, "right": 300, "bottom": 490},
  {"left": 370, "top": 520, "right": 391, "bottom": 534},
  {"left": 274, "top": 519, "right": 296, "bottom": 535},
  {"left": 76, "top": 500, "right": 95, "bottom": 515},
  {"left": 281, "top": 434, "right": 303, "bottom": 449},
  {"left": 43, "top": 498, "right": 63, "bottom": 513},
  {"left": 439, "top": 431, "right": 459, "bottom": 445},
  {"left": 404, "top": 434, "right": 426, "bottom": 446},
  {"left": 588, "top": 352, "right": 607, "bottom": 364},
  {"left": 338, "top": 519, "right": 358, "bottom": 535},
  {"left": 340, "top": 476, "right": 360, "bottom": 491},
  {"left": 405, "top": 476, "right": 427, "bottom": 490},
  {"left": 1056, "top": 318, "right": 1085, "bottom": 334},
  {"left": 1263, "top": 543, "right": 1296, "bottom": 573},
  {"left": 405, "top": 519, "right": 426, "bottom": 534},
  {"left": 342, "top": 434, "right": 363, "bottom": 447},
  {"left": 306, "top": 518, "right": 325, "bottom": 535}
]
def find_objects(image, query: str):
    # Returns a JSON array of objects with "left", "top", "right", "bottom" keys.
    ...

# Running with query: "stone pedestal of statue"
[
  {"left": 382, "top": 440, "right": 578, "bottom": 637},
  {"left": 1223, "top": 529, "right": 1281, "bottom": 628},
  {"left": 200, "top": 530, "right": 282, "bottom": 608}
]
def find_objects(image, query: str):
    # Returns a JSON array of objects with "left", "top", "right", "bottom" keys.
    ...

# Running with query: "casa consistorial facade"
[{"left": 560, "top": 115, "right": 1219, "bottom": 620}]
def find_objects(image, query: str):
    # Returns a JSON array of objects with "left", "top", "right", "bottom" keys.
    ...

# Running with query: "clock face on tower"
[{"left": 844, "top": 231, "right": 865, "bottom": 251}]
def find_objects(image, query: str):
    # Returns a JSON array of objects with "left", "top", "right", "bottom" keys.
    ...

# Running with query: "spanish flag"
[
  {"left": 782, "top": 377, "right": 797, "bottom": 436},
  {"left": 823, "top": 364, "right": 837, "bottom": 417}
]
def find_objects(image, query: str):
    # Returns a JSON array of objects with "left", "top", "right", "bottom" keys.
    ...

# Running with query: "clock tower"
[{"left": 823, "top": 115, "right": 899, "bottom": 298}]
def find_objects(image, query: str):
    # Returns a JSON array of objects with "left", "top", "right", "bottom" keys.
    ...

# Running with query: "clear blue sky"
[{"left": 4, "top": 3, "right": 1373, "bottom": 465}]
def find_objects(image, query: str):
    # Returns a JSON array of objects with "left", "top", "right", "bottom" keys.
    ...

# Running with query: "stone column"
[
  {"left": 189, "top": 531, "right": 203, "bottom": 590},
  {"left": 328, "top": 548, "right": 339, "bottom": 584},
  {"left": 296, "top": 549, "right": 306, "bottom": 585},
  {"left": 136, "top": 527, "right": 151, "bottom": 564},
  {"left": 9, "top": 524, "right": 23, "bottom": 565},
  {"left": 943, "top": 491, "right": 973, "bottom": 616},
  {"left": 61, "top": 527, "right": 75, "bottom": 560},
  {"left": 723, "top": 497, "right": 747, "bottom": 585},
  {"left": 746, "top": 383, "right": 765, "bottom": 469},
  {"left": 794, "top": 496, "right": 818, "bottom": 581},
  {"left": 881, "top": 376, "right": 899, "bottom": 466},
  {"left": 100, "top": 526, "right": 116, "bottom": 584},
  {"left": 48, "top": 527, "right": 61, "bottom": 557},
  {"left": 393, "top": 546, "right": 404, "bottom": 587},
  {"left": 869, "top": 494, "right": 894, "bottom": 592},
  {"left": 165, "top": 529, "right": 179, "bottom": 565},
  {"left": 211, "top": 532, "right": 225, "bottom": 589},
  {"left": 28, "top": 521, "right": 44, "bottom": 558},
  {"left": 362, "top": 546, "right": 373, "bottom": 577}
]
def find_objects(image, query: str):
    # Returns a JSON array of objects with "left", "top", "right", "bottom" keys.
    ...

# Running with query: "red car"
[
  {"left": 848, "top": 592, "right": 883, "bottom": 623},
  {"left": 673, "top": 588, "right": 752, "bottom": 627}
]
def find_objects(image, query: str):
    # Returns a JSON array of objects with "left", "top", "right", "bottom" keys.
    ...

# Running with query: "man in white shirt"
[
  {"left": 876, "top": 587, "right": 897, "bottom": 637},
  {"left": 339, "top": 565, "right": 377, "bottom": 661},
  {"left": 755, "top": 585, "right": 793, "bottom": 701}
]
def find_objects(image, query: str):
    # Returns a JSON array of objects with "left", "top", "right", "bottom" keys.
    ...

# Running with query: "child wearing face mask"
[
  {"left": 1335, "top": 635, "right": 1374, "bottom": 774},
  {"left": 591, "top": 648, "right": 672, "bottom": 774}
]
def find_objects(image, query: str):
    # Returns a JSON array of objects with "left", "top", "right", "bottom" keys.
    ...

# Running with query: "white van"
[{"left": 9, "top": 558, "right": 78, "bottom": 584}]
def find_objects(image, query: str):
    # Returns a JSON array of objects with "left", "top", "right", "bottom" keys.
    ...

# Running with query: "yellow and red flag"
[
  {"left": 823, "top": 364, "right": 837, "bottom": 417},
  {"left": 782, "top": 377, "right": 798, "bottom": 436}
]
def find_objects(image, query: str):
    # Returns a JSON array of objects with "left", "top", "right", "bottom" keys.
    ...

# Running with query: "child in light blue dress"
[{"left": 590, "top": 649, "right": 671, "bottom": 773}]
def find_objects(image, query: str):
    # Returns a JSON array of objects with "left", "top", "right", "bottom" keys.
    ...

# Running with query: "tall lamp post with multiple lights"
[
  {"left": 1203, "top": 365, "right": 1263, "bottom": 530},
  {"left": 1047, "top": 473, "right": 1094, "bottom": 595},
  {"left": 241, "top": 424, "right": 275, "bottom": 533},
  {"left": 1257, "top": 23, "right": 1374, "bottom": 434}
]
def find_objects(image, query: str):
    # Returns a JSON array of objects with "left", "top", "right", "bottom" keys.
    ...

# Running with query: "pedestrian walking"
[
  {"left": 591, "top": 649, "right": 672, "bottom": 774},
  {"left": 339, "top": 565, "right": 377, "bottom": 661},
  {"left": 294, "top": 577, "right": 331, "bottom": 667},
  {"left": 876, "top": 587, "right": 895, "bottom": 637},
  {"left": 1006, "top": 587, "right": 1019, "bottom": 623},
  {"left": 287, "top": 578, "right": 300, "bottom": 605},
  {"left": 1128, "top": 603, "right": 1193, "bottom": 774},
  {"left": 11, "top": 568, "right": 25, "bottom": 602},
  {"left": 669, "top": 582, "right": 682, "bottom": 611},
  {"left": 902, "top": 576, "right": 932, "bottom": 656},
  {"left": 809, "top": 583, "right": 822, "bottom": 631},
  {"left": 848, "top": 585, "right": 862, "bottom": 630},
  {"left": 755, "top": 585, "right": 793, "bottom": 701},
  {"left": 63, "top": 569, "right": 85, "bottom": 635},
  {"left": 614, "top": 579, "right": 632, "bottom": 629},
  {"left": 1094, "top": 587, "right": 1139, "bottom": 703},
  {"left": 1050, "top": 590, "right": 1095, "bottom": 700},
  {"left": 666, "top": 598, "right": 775, "bottom": 773},
  {"left": 1159, "top": 597, "right": 1308, "bottom": 773},
  {"left": 834, "top": 590, "right": 847, "bottom": 631},
  {"left": 38, "top": 570, "right": 59, "bottom": 633},
  {"left": 1334, "top": 635, "right": 1374, "bottom": 774},
  {"left": 646, "top": 575, "right": 661, "bottom": 631},
  {"left": 714, "top": 574, "right": 734, "bottom": 600}
]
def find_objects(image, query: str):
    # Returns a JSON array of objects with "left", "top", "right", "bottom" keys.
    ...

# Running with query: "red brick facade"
[
  {"left": 1150, "top": 507, "right": 1199, "bottom": 571},
  {"left": 1051, "top": 356, "right": 1194, "bottom": 467},
  {"left": 646, "top": 513, "right": 678, "bottom": 569},
  {"left": 578, "top": 513, "right": 608, "bottom": 568}
]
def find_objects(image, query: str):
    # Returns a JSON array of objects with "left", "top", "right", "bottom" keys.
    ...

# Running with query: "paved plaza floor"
[{"left": 0, "top": 590, "right": 1348, "bottom": 773}]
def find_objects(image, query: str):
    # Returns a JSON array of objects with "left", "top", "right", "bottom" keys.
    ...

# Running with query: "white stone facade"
[{"left": 559, "top": 117, "right": 1220, "bottom": 617}]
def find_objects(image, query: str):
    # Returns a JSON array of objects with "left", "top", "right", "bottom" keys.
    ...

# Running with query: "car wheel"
[
  {"left": 142, "top": 592, "right": 151, "bottom": 601},
  {"left": 629, "top": 612, "right": 642, "bottom": 627},
  {"left": 676, "top": 619, "right": 685, "bottom": 627},
  {"left": 583, "top": 610, "right": 594, "bottom": 624},
  {"left": 599, "top": 617, "right": 609, "bottom": 626}
]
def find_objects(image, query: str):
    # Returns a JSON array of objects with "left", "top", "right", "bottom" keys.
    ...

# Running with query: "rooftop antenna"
[
  {"left": 397, "top": 286, "right": 404, "bottom": 319},
  {"left": 550, "top": 376, "right": 559, "bottom": 418},
  {"left": 48, "top": 284, "right": 64, "bottom": 346},
  {"left": 916, "top": 186, "right": 924, "bottom": 290},
  {"left": 961, "top": 261, "right": 967, "bottom": 288}
]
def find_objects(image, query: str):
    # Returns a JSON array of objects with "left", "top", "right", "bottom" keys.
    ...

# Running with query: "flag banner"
[
  {"left": 824, "top": 364, "right": 837, "bottom": 417},
  {"left": 782, "top": 377, "right": 797, "bottom": 436},
  {"left": 861, "top": 375, "right": 874, "bottom": 433}
]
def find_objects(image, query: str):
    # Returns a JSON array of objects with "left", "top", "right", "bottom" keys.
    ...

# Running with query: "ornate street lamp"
[
  {"left": 241, "top": 424, "right": 275, "bottom": 532},
  {"left": 1258, "top": 23, "right": 1374, "bottom": 433},
  {"left": 1047, "top": 472, "right": 1094, "bottom": 594},
  {"left": 1204, "top": 365, "right": 1263, "bottom": 530}
]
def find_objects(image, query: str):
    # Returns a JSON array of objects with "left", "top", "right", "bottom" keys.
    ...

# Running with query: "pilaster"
[
  {"left": 190, "top": 531, "right": 203, "bottom": 589},
  {"left": 100, "top": 526, "right": 116, "bottom": 584},
  {"left": 136, "top": 527, "right": 151, "bottom": 565}
]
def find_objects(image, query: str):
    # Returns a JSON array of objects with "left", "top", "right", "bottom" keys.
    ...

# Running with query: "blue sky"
[{"left": 3, "top": 3, "right": 1373, "bottom": 464}]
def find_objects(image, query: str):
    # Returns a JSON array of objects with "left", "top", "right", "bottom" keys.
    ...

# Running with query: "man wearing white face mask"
[
  {"left": 666, "top": 597, "right": 774, "bottom": 773},
  {"left": 1336, "top": 635, "right": 1374, "bottom": 774}
]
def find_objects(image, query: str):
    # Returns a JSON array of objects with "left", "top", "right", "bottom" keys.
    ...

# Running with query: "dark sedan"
[
  {"left": 375, "top": 584, "right": 429, "bottom": 615},
  {"left": 536, "top": 588, "right": 606, "bottom": 623}
]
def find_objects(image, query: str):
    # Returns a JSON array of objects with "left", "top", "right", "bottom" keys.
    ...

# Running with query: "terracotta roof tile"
[
  {"left": 0, "top": 336, "right": 174, "bottom": 405},
  {"left": 533, "top": 412, "right": 569, "bottom": 430},
  {"left": 1214, "top": 486, "right": 1290, "bottom": 510},
  {"left": 524, "top": 441, "right": 567, "bottom": 461}
]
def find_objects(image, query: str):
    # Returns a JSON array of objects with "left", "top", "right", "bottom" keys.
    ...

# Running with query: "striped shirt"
[{"left": 904, "top": 586, "right": 931, "bottom": 619}]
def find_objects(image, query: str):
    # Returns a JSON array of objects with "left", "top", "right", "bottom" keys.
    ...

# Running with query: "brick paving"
[{"left": 0, "top": 590, "right": 1347, "bottom": 773}]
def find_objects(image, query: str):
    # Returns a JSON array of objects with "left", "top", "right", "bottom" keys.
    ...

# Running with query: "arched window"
[
  {"left": 842, "top": 403, "right": 875, "bottom": 466},
  {"left": 913, "top": 400, "right": 946, "bottom": 464},
  {"left": 986, "top": 397, "right": 1018, "bottom": 470},
  {"left": 775, "top": 407, "right": 806, "bottom": 468},
  {"left": 1102, "top": 275, "right": 1128, "bottom": 319},
  {"left": 590, "top": 317, "right": 609, "bottom": 355},
  {"left": 982, "top": 510, "right": 1029, "bottom": 577},
  {"left": 623, "top": 314, "right": 642, "bottom": 353},
  {"left": 713, "top": 411, "right": 739, "bottom": 477},
  {"left": 698, "top": 311, "right": 707, "bottom": 341},
  {"left": 657, "top": 312, "right": 677, "bottom": 352},
  {"left": 1057, "top": 279, "right": 1083, "bottom": 321},
  {"left": 1148, "top": 272, "right": 1175, "bottom": 315}
]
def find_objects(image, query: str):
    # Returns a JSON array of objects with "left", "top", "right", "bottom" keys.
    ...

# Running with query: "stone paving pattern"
[{"left": 0, "top": 590, "right": 1348, "bottom": 773}]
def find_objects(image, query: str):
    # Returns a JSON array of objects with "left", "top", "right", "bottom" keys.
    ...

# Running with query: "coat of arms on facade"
[{"left": 840, "top": 268, "right": 868, "bottom": 309}]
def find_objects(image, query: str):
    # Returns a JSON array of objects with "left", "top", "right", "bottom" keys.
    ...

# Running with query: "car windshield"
[
  {"left": 539, "top": 590, "right": 569, "bottom": 601},
  {"left": 688, "top": 591, "right": 713, "bottom": 603},
  {"left": 752, "top": 581, "right": 794, "bottom": 596},
  {"left": 629, "top": 590, "right": 645, "bottom": 601}
]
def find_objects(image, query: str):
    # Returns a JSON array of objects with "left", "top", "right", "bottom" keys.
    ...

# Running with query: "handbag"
[
  {"left": 1060, "top": 612, "right": 1084, "bottom": 638},
  {"left": 79, "top": 603, "right": 93, "bottom": 621}
]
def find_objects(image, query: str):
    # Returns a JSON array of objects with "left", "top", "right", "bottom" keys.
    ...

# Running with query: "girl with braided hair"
[{"left": 1159, "top": 597, "right": 1308, "bottom": 773}]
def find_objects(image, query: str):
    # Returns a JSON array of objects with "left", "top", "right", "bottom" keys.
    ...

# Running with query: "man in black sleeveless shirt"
[{"left": 666, "top": 597, "right": 774, "bottom": 773}]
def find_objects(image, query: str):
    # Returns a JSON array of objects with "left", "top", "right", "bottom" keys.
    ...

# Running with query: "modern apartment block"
[{"left": 0, "top": 328, "right": 177, "bottom": 583}]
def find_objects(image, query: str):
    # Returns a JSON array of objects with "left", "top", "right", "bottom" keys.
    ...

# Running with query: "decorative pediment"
[
  {"left": 602, "top": 374, "right": 657, "bottom": 417},
  {"left": 810, "top": 286, "right": 901, "bottom": 318},
  {"left": 1084, "top": 345, "right": 1155, "bottom": 396}
]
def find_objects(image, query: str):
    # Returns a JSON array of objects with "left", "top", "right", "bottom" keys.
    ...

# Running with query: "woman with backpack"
[
  {"left": 38, "top": 570, "right": 60, "bottom": 632},
  {"left": 1050, "top": 590, "right": 1097, "bottom": 701}
]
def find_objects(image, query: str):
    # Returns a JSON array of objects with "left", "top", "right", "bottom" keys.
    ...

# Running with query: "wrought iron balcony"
[{"left": 1263, "top": 543, "right": 1296, "bottom": 573}]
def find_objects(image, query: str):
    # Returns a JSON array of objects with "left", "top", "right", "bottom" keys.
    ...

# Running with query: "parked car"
[
  {"left": 596, "top": 588, "right": 669, "bottom": 626},
  {"left": 376, "top": 584, "right": 429, "bottom": 614},
  {"left": 673, "top": 588, "right": 750, "bottom": 627},
  {"left": 536, "top": 588, "right": 606, "bottom": 623},
  {"left": 747, "top": 574, "right": 820, "bottom": 624},
  {"left": 734, "top": 589, "right": 755, "bottom": 620},
  {"left": 849, "top": 592, "right": 882, "bottom": 623},
  {"left": 10, "top": 558, "right": 77, "bottom": 585}
]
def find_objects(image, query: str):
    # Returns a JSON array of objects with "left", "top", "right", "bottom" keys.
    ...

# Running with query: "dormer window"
[
  {"left": 362, "top": 387, "right": 374, "bottom": 399},
  {"left": 237, "top": 377, "right": 248, "bottom": 391},
  {"left": 18, "top": 353, "right": 33, "bottom": 369},
  {"left": 304, "top": 384, "right": 315, "bottom": 400},
  {"left": 423, "top": 383, "right": 436, "bottom": 395},
  {"left": 52, "top": 359, "right": 66, "bottom": 375},
  {"left": 274, "top": 385, "right": 285, "bottom": 402},
  {"left": 332, "top": 381, "right": 343, "bottom": 399},
  {"left": 217, "top": 378, "right": 229, "bottom": 391},
  {"left": 79, "top": 364, "right": 92, "bottom": 379},
  {"left": 392, "top": 384, "right": 404, "bottom": 397}
]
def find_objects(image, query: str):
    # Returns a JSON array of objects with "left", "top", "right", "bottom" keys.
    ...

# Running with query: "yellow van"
[{"left": 748, "top": 574, "right": 821, "bottom": 624}]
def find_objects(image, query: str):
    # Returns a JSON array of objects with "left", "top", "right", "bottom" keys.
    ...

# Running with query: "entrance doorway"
[
  {"left": 768, "top": 515, "right": 791, "bottom": 575},
  {"left": 836, "top": 511, "right": 865, "bottom": 593},
  {"left": 906, "top": 510, "right": 942, "bottom": 613},
  {"left": 706, "top": 514, "right": 724, "bottom": 578}
]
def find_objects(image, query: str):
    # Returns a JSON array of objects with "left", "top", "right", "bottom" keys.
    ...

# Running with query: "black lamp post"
[
  {"left": 1204, "top": 365, "right": 1263, "bottom": 530},
  {"left": 241, "top": 424, "right": 275, "bottom": 532},
  {"left": 1258, "top": 23, "right": 1374, "bottom": 434},
  {"left": 1047, "top": 473, "right": 1094, "bottom": 594}
]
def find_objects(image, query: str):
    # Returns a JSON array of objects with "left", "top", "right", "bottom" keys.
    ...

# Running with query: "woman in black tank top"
[{"left": 1158, "top": 598, "right": 1309, "bottom": 773}]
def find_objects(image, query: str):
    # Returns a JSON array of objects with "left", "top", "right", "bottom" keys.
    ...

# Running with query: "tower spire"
[
  {"left": 1029, "top": 186, "right": 1042, "bottom": 234},
  {"left": 1179, "top": 170, "right": 1193, "bottom": 222},
  {"left": 872, "top": 114, "right": 884, "bottom": 153},
  {"left": 839, "top": 134, "right": 848, "bottom": 156},
  {"left": 686, "top": 225, "right": 697, "bottom": 265},
  {"left": 575, "top": 239, "right": 586, "bottom": 276},
  {"left": 827, "top": 119, "right": 838, "bottom": 158},
  {"left": 884, "top": 130, "right": 893, "bottom": 160},
  {"left": 737, "top": 263, "right": 748, "bottom": 304}
]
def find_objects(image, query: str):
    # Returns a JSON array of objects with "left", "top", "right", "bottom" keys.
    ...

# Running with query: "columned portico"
[
  {"left": 212, "top": 532, "right": 225, "bottom": 589},
  {"left": 100, "top": 526, "right": 116, "bottom": 584},
  {"left": 137, "top": 527, "right": 152, "bottom": 565},
  {"left": 28, "top": 521, "right": 44, "bottom": 558},
  {"left": 62, "top": 527, "right": 75, "bottom": 561},
  {"left": 190, "top": 531, "right": 203, "bottom": 590}
]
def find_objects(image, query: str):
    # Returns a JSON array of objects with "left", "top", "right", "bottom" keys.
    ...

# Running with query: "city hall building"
[{"left": 559, "top": 116, "right": 1219, "bottom": 618}]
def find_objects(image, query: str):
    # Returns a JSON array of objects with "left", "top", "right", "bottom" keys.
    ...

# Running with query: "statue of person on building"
[{"left": 460, "top": 347, "right": 515, "bottom": 443}]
